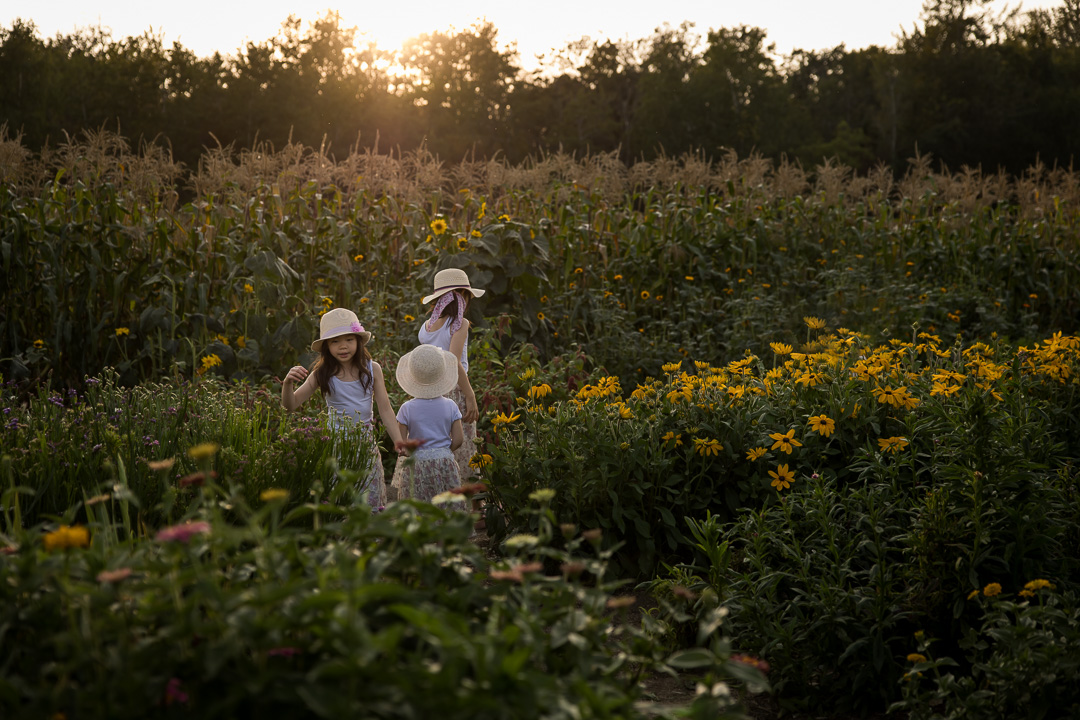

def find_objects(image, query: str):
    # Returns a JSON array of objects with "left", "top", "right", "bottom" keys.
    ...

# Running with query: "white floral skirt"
[
  {"left": 390, "top": 447, "right": 459, "bottom": 503},
  {"left": 447, "top": 387, "right": 478, "bottom": 482}
]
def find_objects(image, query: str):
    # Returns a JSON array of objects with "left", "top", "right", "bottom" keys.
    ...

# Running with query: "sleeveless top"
[
  {"left": 324, "top": 361, "right": 374, "bottom": 429},
  {"left": 418, "top": 319, "right": 469, "bottom": 373}
]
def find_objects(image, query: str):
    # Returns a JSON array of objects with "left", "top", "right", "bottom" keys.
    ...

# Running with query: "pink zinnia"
[
  {"left": 165, "top": 677, "right": 189, "bottom": 705},
  {"left": 155, "top": 521, "right": 211, "bottom": 544},
  {"left": 97, "top": 567, "right": 133, "bottom": 583}
]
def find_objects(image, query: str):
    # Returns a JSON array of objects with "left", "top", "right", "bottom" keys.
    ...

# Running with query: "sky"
[{"left": 1, "top": 1, "right": 1066, "bottom": 71}]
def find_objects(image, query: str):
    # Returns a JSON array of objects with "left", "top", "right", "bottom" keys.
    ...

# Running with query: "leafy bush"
[{"left": 0, "top": 474, "right": 767, "bottom": 719}]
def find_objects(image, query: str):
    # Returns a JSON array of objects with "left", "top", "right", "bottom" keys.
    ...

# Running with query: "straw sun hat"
[
  {"left": 396, "top": 344, "right": 459, "bottom": 399},
  {"left": 310, "top": 307, "right": 372, "bottom": 352},
  {"left": 421, "top": 268, "right": 486, "bottom": 305}
]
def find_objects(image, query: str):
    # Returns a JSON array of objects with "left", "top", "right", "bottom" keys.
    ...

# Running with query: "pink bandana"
[{"left": 426, "top": 291, "right": 465, "bottom": 337}]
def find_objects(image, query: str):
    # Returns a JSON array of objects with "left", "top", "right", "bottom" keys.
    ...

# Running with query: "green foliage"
[
  {"left": 0, "top": 368, "right": 370, "bottom": 526},
  {"left": 892, "top": 587, "right": 1080, "bottom": 719},
  {"left": 0, "top": 480, "right": 766, "bottom": 719}
]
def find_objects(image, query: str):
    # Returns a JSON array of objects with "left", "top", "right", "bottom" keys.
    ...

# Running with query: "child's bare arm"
[
  {"left": 281, "top": 365, "right": 317, "bottom": 411},
  {"left": 371, "top": 362, "right": 404, "bottom": 446},
  {"left": 450, "top": 419, "right": 464, "bottom": 451}
]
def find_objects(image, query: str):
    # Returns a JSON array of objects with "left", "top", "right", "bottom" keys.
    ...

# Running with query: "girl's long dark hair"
[
  {"left": 439, "top": 290, "right": 469, "bottom": 319},
  {"left": 310, "top": 335, "right": 372, "bottom": 396}
]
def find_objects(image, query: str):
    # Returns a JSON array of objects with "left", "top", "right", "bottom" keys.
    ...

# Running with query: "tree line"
[{"left": 1, "top": 0, "right": 1078, "bottom": 174}]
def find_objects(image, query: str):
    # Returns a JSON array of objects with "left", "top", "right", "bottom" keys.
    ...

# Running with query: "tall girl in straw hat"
[
  {"left": 415, "top": 268, "right": 484, "bottom": 482},
  {"left": 390, "top": 344, "right": 463, "bottom": 502},
  {"left": 281, "top": 307, "right": 402, "bottom": 508}
]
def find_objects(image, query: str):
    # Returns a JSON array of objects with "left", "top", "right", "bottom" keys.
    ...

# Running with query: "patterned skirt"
[
  {"left": 447, "top": 386, "right": 478, "bottom": 482},
  {"left": 333, "top": 423, "right": 387, "bottom": 509},
  {"left": 390, "top": 447, "right": 459, "bottom": 503}
]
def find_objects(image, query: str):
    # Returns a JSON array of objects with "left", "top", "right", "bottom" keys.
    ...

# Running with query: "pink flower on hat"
[{"left": 350, "top": 321, "right": 363, "bottom": 333}]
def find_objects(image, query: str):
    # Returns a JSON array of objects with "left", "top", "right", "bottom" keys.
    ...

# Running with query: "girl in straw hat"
[
  {"left": 416, "top": 268, "right": 484, "bottom": 483},
  {"left": 390, "top": 344, "right": 464, "bottom": 502},
  {"left": 281, "top": 307, "right": 402, "bottom": 508}
]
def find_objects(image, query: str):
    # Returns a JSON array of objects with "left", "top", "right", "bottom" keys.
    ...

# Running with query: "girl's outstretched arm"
[
  {"left": 448, "top": 319, "right": 479, "bottom": 423},
  {"left": 372, "top": 362, "right": 404, "bottom": 446},
  {"left": 281, "top": 365, "right": 317, "bottom": 411}
]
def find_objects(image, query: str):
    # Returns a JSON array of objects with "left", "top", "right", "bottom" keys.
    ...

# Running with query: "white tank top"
[
  {"left": 418, "top": 319, "right": 468, "bottom": 373},
  {"left": 324, "top": 361, "right": 374, "bottom": 428}
]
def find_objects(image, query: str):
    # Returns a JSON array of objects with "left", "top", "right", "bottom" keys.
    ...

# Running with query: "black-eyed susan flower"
[
  {"left": 877, "top": 436, "right": 910, "bottom": 453},
  {"left": 33, "top": 339, "right": 45, "bottom": 349},
  {"left": 746, "top": 446, "right": 766, "bottom": 461},
  {"left": 244, "top": 282, "right": 255, "bottom": 292},
  {"left": 770, "top": 342, "right": 792, "bottom": 356},
  {"left": 769, "top": 463, "right": 795, "bottom": 491},
  {"left": 807, "top": 414, "right": 835, "bottom": 437},
  {"left": 430, "top": 218, "right": 448, "bottom": 235},
  {"left": 640, "top": 290, "right": 650, "bottom": 300},
  {"left": 115, "top": 327, "right": 130, "bottom": 337},
  {"left": 693, "top": 437, "right": 723, "bottom": 456},
  {"left": 527, "top": 383, "right": 552, "bottom": 400},
  {"left": 804, "top": 316, "right": 827, "bottom": 330},
  {"left": 661, "top": 431, "right": 683, "bottom": 447},
  {"left": 769, "top": 429, "right": 803, "bottom": 454}
]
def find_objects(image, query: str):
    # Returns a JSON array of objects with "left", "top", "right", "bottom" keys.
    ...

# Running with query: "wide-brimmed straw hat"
[
  {"left": 396, "top": 344, "right": 459, "bottom": 399},
  {"left": 310, "top": 307, "right": 372, "bottom": 352},
  {"left": 421, "top": 268, "right": 486, "bottom": 305}
]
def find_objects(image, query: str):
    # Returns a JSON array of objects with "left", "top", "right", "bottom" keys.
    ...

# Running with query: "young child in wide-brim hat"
[
  {"left": 390, "top": 344, "right": 464, "bottom": 502},
  {"left": 416, "top": 268, "right": 484, "bottom": 482},
  {"left": 281, "top": 307, "right": 402, "bottom": 508}
]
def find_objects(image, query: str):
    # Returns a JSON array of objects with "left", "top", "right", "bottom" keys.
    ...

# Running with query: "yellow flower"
[
  {"left": 457, "top": 238, "right": 469, "bottom": 250},
  {"left": 661, "top": 431, "right": 683, "bottom": 447},
  {"left": 618, "top": 405, "right": 633, "bottom": 419},
  {"left": 746, "top": 446, "right": 766, "bottom": 461},
  {"left": 430, "top": 218, "right": 448, "bottom": 235},
  {"left": 200, "top": 354, "right": 222, "bottom": 370},
  {"left": 115, "top": 327, "right": 130, "bottom": 337},
  {"left": 769, "top": 463, "right": 795, "bottom": 491},
  {"left": 360, "top": 297, "right": 370, "bottom": 304},
  {"left": 471, "top": 229, "right": 482, "bottom": 238},
  {"left": 527, "top": 383, "right": 552, "bottom": 400},
  {"left": 770, "top": 342, "right": 792, "bottom": 356},
  {"left": 537, "top": 311, "right": 546, "bottom": 320},
  {"left": 518, "top": 367, "right": 537, "bottom": 381},
  {"left": 804, "top": 316, "right": 827, "bottom": 330},
  {"left": 662, "top": 362, "right": 682, "bottom": 373},
  {"left": 187, "top": 442, "right": 220, "bottom": 461},
  {"left": 215, "top": 334, "right": 230, "bottom": 346},
  {"left": 1024, "top": 579, "right": 1055, "bottom": 591},
  {"left": 491, "top": 411, "right": 521, "bottom": 431},
  {"left": 413, "top": 259, "right": 425, "bottom": 266},
  {"left": 353, "top": 254, "right": 364, "bottom": 262},
  {"left": 614, "top": 274, "right": 623, "bottom": 280},
  {"left": 498, "top": 214, "right": 510, "bottom": 222},
  {"left": 33, "top": 339, "right": 45, "bottom": 349},
  {"left": 967, "top": 589, "right": 980, "bottom": 600},
  {"left": 807, "top": 414, "right": 835, "bottom": 437},
  {"left": 477, "top": 201, "right": 487, "bottom": 220},
  {"left": 877, "top": 436, "right": 910, "bottom": 454},
  {"left": 983, "top": 582, "right": 1002, "bottom": 597},
  {"left": 640, "top": 290, "right": 651, "bottom": 300},
  {"left": 906, "top": 653, "right": 927, "bottom": 663},
  {"left": 693, "top": 437, "right": 723, "bottom": 456},
  {"left": 685, "top": 275, "right": 694, "bottom": 281},
  {"left": 469, "top": 453, "right": 494, "bottom": 469},
  {"left": 574, "top": 267, "right": 584, "bottom": 274},
  {"left": 236, "top": 336, "right": 246, "bottom": 348},
  {"left": 404, "top": 314, "right": 415, "bottom": 323},
  {"left": 769, "top": 429, "right": 803, "bottom": 454},
  {"left": 43, "top": 525, "right": 90, "bottom": 551},
  {"left": 260, "top": 488, "right": 288, "bottom": 502}
]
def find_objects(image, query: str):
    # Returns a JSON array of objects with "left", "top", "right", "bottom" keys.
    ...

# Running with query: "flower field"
[{"left": 2, "top": 134, "right": 1080, "bottom": 717}]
